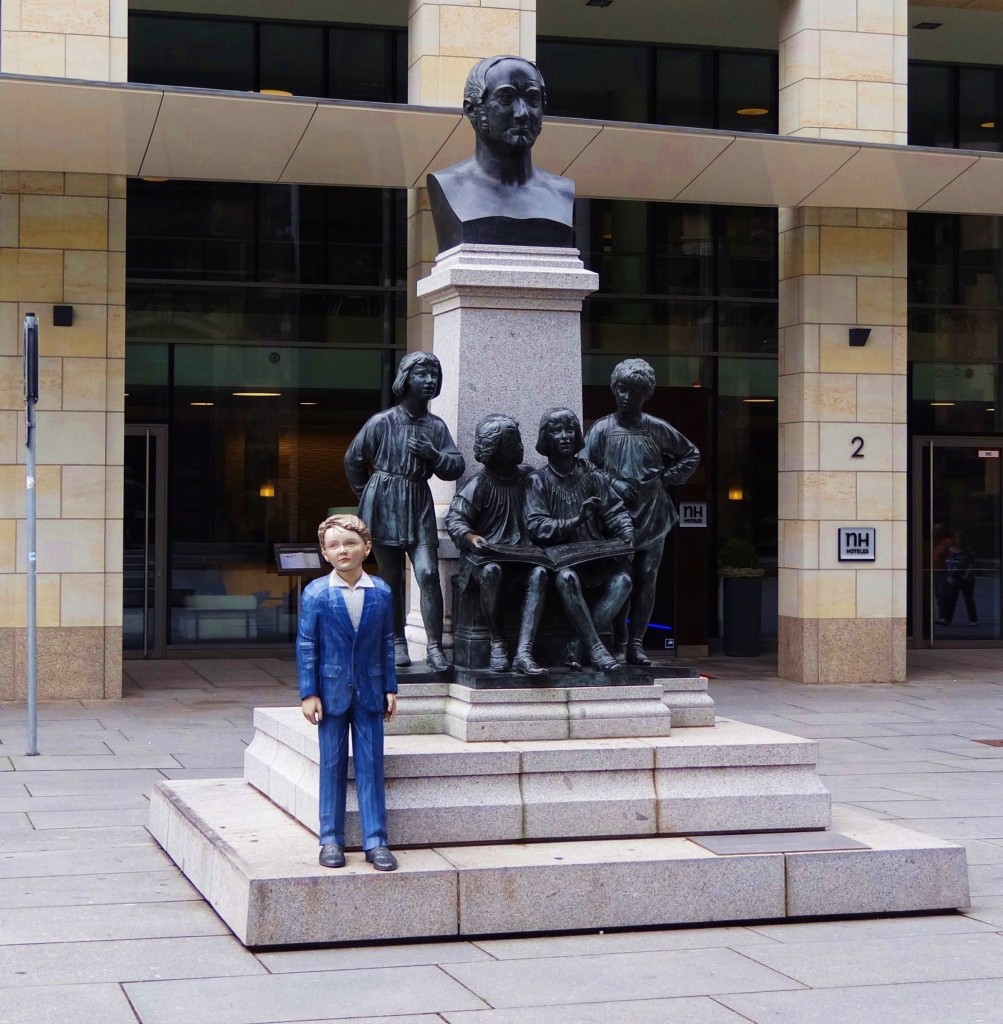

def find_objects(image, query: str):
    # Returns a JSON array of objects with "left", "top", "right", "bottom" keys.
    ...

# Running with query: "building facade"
[{"left": 2, "top": 0, "right": 1003, "bottom": 697}]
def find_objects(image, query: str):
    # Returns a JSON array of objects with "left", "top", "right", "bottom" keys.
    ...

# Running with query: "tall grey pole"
[{"left": 23, "top": 313, "right": 39, "bottom": 756}]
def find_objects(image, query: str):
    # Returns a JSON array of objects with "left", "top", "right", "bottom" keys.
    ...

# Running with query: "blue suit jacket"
[{"left": 296, "top": 573, "right": 398, "bottom": 716}]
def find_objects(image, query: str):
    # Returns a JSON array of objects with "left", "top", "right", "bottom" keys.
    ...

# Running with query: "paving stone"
[
  {"left": 258, "top": 941, "right": 493, "bottom": 973},
  {"left": 442, "top": 999, "right": 754, "bottom": 1024},
  {"left": 27, "top": 808, "right": 151, "bottom": 829},
  {"left": 0, "top": 869, "right": 199, "bottom": 909},
  {"left": 0, "top": 792, "right": 152, "bottom": 814},
  {"left": 0, "top": 812, "right": 30, "bottom": 832},
  {"left": 736, "top": 932, "right": 1003, "bottom": 988},
  {"left": 440, "top": 948, "right": 801, "bottom": 1007},
  {"left": 159, "top": 767, "right": 244, "bottom": 780},
  {"left": 746, "top": 913, "right": 997, "bottom": 944},
  {"left": 0, "top": 824, "right": 152, "bottom": 853},
  {"left": 473, "top": 926, "right": 776, "bottom": 960},
  {"left": 718, "top": 978, "right": 1003, "bottom": 1024},
  {"left": 0, "top": 757, "right": 12, "bottom": 771},
  {"left": 0, "top": 898, "right": 226, "bottom": 944},
  {"left": 0, "top": 982, "right": 141, "bottom": 1024},
  {"left": 8, "top": 753, "right": 182, "bottom": 771},
  {"left": 17, "top": 768, "right": 167, "bottom": 797},
  {"left": 124, "top": 966, "right": 488, "bottom": 1024},
  {"left": 0, "top": 935, "right": 264, "bottom": 987},
  {"left": 1, "top": 844, "right": 171, "bottom": 878}
]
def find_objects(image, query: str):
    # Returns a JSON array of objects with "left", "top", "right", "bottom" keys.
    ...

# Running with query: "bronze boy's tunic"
[{"left": 345, "top": 405, "right": 463, "bottom": 548}]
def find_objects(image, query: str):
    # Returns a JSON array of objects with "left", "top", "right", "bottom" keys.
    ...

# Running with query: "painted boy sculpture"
[
  {"left": 585, "top": 359, "right": 700, "bottom": 664},
  {"left": 427, "top": 55, "right": 575, "bottom": 251},
  {"left": 344, "top": 352, "right": 464, "bottom": 672},
  {"left": 297, "top": 514, "right": 398, "bottom": 871}
]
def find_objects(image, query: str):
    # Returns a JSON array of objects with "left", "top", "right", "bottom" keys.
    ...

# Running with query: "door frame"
[
  {"left": 911, "top": 434, "right": 1002, "bottom": 649},
  {"left": 124, "top": 424, "right": 169, "bottom": 659}
]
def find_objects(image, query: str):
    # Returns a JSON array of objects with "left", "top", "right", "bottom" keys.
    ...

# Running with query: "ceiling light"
[
  {"left": 259, "top": 483, "right": 275, "bottom": 498},
  {"left": 141, "top": 177, "right": 169, "bottom": 183},
  {"left": 981, "top": 121, "right": 996, "bottom": 129},
  {"left": 299, "top": 401, "right": 317, "bottom": 406},
  {"left": 585, "top": 0, "right": 613, "bottom": 7},
  {"left": 233, "top": 391, "right": 281, "bottom": 397},
  {"left": 728, "top": 488, "right": 744, "bottom": 501},
  {"left": 987, "top": 407, "right": 996, "bottom": 413},
  {"left": 743, "top": 397, "right": 776, "bottom": 403},
  {"left": 737, "top": 108, "right": 769, "bottom": 116},
  {"left": 914, "top": 22, "right": 942, "bottom": 30},
  {"left": 190, "top": 401, "right": 214, "bottom": 407},
  {"left": 930, "top": 401, "right": 955, "bottom": 407}
]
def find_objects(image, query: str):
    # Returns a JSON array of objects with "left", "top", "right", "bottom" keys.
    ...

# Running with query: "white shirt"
[{"left": 329, "top": 570, "right": 375, "bottom": 632}]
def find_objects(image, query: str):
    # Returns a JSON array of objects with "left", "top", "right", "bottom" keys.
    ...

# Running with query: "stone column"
[
  {"left": 404, "top": 1, "right": 537, "bottom": 661},
  {"left": 777, "top": 0, "right": 908, "bottom": 683},
  {"left": 0, "top": 0, "right": 127, "bottom": 699}
]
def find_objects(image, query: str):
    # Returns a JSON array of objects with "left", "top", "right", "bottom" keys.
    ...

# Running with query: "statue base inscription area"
[{"left": 150, "top": 677, "right": 970, "bottom": 947}]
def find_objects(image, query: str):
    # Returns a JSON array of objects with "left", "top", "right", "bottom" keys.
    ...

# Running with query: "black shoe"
[
  {"left": 319, "top": 843, "right": 345, "bottom": 868},
  {"left": 513, "top": 651, "right": 547, "bottom": 676},
  {"left": 425, "top": 645, "right": 450, "bottom": 673},
  {"left": 625, "top": 641, "right": 651, "bottom": 667},
  {"left": 489, "top": 640, "right": 510, "bottom": 673},
  {"left": 365, "top": 845, "right": 398, "bottom": 871},
  {"left": 564, "top": 641, "right": 583, "bottom": 671},
  {"left": 394, "top": 639, "right": 411, "bottom": 668},
  {"left": 589, "top": 643, "right": 622, "bottom": 673}
]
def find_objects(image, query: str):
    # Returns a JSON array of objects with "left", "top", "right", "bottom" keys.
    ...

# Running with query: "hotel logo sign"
[{"left": 838, "top": 527, "right": 875, "bottom": 562}]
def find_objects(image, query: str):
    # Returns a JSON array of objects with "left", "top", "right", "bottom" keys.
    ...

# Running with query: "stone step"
[
  {"left": 244, "top": 709, "right": 831, "bottom": 846},
  {"left": 149, "top": 777, "right": 970, "bottom": 948}
]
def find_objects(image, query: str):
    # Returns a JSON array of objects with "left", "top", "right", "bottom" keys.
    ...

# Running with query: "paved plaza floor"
[{"left": 3, "top": 649, "right": 1003, "bottom": 1023}]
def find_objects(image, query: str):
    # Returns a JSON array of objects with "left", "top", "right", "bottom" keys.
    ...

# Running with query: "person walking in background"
[
  {"left": 932, "top": 523, "right": 954, "bottom": 626},
  {"left": 943, "top": 528, "right": 978, "bottom": 627}
]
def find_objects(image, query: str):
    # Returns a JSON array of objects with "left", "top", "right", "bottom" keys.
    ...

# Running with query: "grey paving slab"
[
  {"left": 963, "top": 894, "right": 1003, "bottom": 927},
  {"left": 17, "top": 768, "right": 167, "bottom": 796},
  {"left": 0, "top": 824, "right": 153, "bottom": 852},
  {"left": 746, "top": 913, "right": 997, "bottom": 944},
  {"left": 159, "top": 766, "right": 244, "bottom": 780},
  {"left": 0, "top": 869, "right": 199, "bottom": 908},
  {"left": 892, "top": 816, "right": 1003, "bottom": 840},
  {"left": 8, "top": 753, "right": 182, "bottom": 770},
  {"left": 26, "top": 808, "right": 151, "bottom": 829},
  {"left": 956, "top": 840, "right": 1003, "bottom": 866},
  {"left": 0, "top": 736, "right": 116, "bottom": 755},
  {"left": 736, "top": 932, "right": 1003, "bottom": 988},
  {"left": 851, "top": 798, "right": 1003, "bottom": 818},
  {"left": 0, "top": 935, "right": 264, "bottom": 987},
  {"left": 103, "top": 733, "right": 250, "bottom": 755},
  {"left": 0, "top": 718, "right": 108, "bottom": 736},
  {"left": 0, "top": 812, "right": 30, "bottom": 832},
  {"left": 440, "top": 949, "right": 802, "bottom": 1008},
  {"left": 969, "top": 864, "right": 1003, "bottom": 896},
  {"left": 0, "top": 780, "right": 30, "bottom": 797},
  {"left": 0, "top": 899, "right": 227, "bottom": 944},
  {"left": 717, "top": 978, "right": 1003, "bottom": 1024},
  {"left": 258, "top": 941, "right": 494, "bottom": 973},
  {"left": 171, "top": 750, "right": 247, "bottom": 768},
  {"left": 816, "top": 760, "right": 970, "bottom": 775},
  {"left": 0, "top": 982, "right": 141, "bottom": 1024},
  {"left": 0, "top": 756, "right": 12, "bottom": 771},
  {"left": 473, "top": 926, "right": 778, "bottom": 960},
  {"left": 124, "top": 966, "right": 489, "bottom": 1024},
  {"left": 1, "top": 843, "right": 171, "bottom": 878},
  {"left": 0, "top": 792, "right": 151, "bottom": 813},
  {"left": 442, "top": 998, "right": 753, "bottom": 1024}
]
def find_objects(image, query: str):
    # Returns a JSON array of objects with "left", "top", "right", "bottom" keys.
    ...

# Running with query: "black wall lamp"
[
  {"left": 53, "top": 305, "right": 73, "bottom": 327},
  {"left": 848, "top": 327, "right": 871, "bottom": 347}
]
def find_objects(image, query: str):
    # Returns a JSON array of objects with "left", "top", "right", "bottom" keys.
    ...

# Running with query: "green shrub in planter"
[{"left": 718, "top": 537, "right": 764, "bottom": 578}]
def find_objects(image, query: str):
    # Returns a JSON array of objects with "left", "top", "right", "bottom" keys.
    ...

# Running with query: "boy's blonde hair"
[{"left": 317, "top": 514, "right": 372, "bottom": 547}]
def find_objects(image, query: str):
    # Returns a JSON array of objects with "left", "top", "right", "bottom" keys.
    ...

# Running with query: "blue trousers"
[{"left": 316, "top": 701, "right": 387, "bottom": 851}]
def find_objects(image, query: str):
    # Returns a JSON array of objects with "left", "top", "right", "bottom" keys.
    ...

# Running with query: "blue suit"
[{"left": 296, "top": 573, "right": 398, "bottom": 850}]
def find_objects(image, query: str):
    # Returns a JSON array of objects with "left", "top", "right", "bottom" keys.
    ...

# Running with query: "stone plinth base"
[
  {"left": 244, "top": 708, "right": 829, "bottom": 847},
  {"left": 779, "top": 616, "right": 907, "bottom": 683},
  {"left": 0, "top": 625, "right": 122, "bottom": 700},
  {"left": 386, "top": 672, "right": 713, "bottom": 736},
  {"left": 150, "top": 779, "right": 969, "bottom": 948}
]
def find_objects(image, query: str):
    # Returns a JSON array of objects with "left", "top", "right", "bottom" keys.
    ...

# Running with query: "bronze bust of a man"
[{"left": 427, "top": 55, "right": 575, "bottom": 252}]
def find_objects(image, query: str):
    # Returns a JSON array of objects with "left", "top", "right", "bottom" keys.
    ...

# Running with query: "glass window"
[
  {"left": 129, "top": 16, "right": 255, "bottom": 91},
  {"left": 536, "top": 41, "right": 650, "bottom": 122},
  {"left": 718, "top": 207, "right": 778, "bottom": 298},
  {"left": 653, "top": 205, "right": 713, "bottom": 297},
  {"left": 655, "top": 48, "right": 714, "bottom": 128},
  {"left": 958, "top": 67, "right": 1003, "bottom": 153},
  {"left": 911, "top": 362, "right": 999, "bottom": 435},
  {"left": 329, "top": 28, "right": 393, "bottom": 102},
  {"left": 909, "top": 64, "right": 955, "bottom": 148},
  {"left": 718, "top": 52, "right": 777, "bottom": 134},
  {"left": 260, "top": 24, "right": 325, "bottom": 98}
]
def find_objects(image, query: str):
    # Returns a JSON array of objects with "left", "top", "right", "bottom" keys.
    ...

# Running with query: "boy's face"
[
  {"left": 612, "top": 378, "right": 647, "bottom": 415},
  {"left": 405, "top": 363, "right": 439, "bottom": 401},
  {"left": 544, "top": 416, "right": 578, "bottom": 459},
  {"left": 321, "top": 526, "right": 371, "bottom": 575}
]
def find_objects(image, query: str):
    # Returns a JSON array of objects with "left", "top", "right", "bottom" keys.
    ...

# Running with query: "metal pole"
[{"left": 23, "top": 313, "right": 39, "bottom": 756}]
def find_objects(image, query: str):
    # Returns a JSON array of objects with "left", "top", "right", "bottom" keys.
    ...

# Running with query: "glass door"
[
  {"left": 913, "top": 437, "right": 1002, "bottom": 647},
  {"left": 123, "top": 426, "right": 168, "bottom": 657}
]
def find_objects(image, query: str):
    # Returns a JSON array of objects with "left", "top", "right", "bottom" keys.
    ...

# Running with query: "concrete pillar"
[
  {"left": 0, "top": 0, "right": 127, "bottom": 698},
  {"left": 777, "top": 0, "right": 908, "bottom": 682}
]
